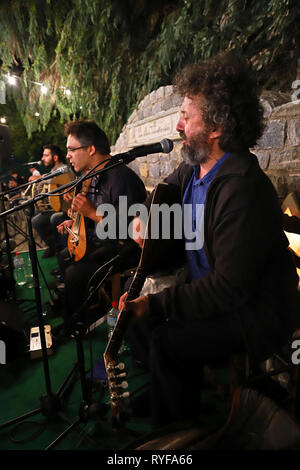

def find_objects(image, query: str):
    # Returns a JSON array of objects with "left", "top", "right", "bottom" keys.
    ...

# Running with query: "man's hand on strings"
[
  {"left": 57, "top": 219, "right": 73, "bottom": 235},
  {"left": 118, "top": 291, "right": 150, "bottom": 319}
]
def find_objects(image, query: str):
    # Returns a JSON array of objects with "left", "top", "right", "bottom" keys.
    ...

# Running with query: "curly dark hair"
[
  {"left": 64, "top": 120, "right": 110, "bottom": 156},
  {"left": 174, "top": 51, "right": 265, "bottom": 152}
]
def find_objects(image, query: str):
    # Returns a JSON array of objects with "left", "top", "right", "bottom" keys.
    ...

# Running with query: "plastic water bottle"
[
  {"left": 13, "top": 252, "right": 26, "bottom": 286},
  {"left": 107, "top": 301, "right": 124, "bottom": 354}
]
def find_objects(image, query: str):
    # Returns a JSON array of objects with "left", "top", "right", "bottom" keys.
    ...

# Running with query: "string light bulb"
[
  {"left": 0, "top": 117, "right": 6, "bottom": 123},
  {"left": 7, "top": 75, "right": 16, "bottom": 85},
  {"left": 41, "top": 85, "right": 48, "bottom": 95}
]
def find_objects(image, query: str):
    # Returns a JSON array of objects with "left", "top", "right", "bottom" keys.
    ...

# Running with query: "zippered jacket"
[{"left": 147, "top": 151, "right": 299, "bottom": 362}]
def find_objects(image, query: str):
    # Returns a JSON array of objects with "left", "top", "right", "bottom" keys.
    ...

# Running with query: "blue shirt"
[{"left": 182, "top": 152, "right": 230, "bottom": 281}]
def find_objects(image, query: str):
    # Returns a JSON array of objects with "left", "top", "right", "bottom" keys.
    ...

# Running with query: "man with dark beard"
[
  {"left": 119, "top": 52, "right": 299, "bottom": 429},
  {"left": 31, "top": 144, "right": 72, "bottom": 258}
]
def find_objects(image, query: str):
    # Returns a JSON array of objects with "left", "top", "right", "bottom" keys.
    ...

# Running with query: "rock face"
[{"left": 112, "top": 87, "right": 299, "bottom": 202}]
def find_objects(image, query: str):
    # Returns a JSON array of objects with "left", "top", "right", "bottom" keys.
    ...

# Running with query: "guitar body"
[
  {"left": 49, "top": 183, "right": 61, "bottom": 211},
  {"left": 104, "top": 182, "right": 184, "bottom": 429}
]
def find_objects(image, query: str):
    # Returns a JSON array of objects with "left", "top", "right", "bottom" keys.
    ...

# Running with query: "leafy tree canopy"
[{"left": 0, "top": 0, "right": 299, "bottom": 148}]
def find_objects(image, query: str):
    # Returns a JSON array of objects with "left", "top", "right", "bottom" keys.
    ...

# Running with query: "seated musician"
[
  {"left": 31, "top": 144, "right": 73, "bottom": 258},
  {"left": 119, "top": 52, "right": 300, "bottom": 429},
  {"left": 7, "top": 176, "right": 21, "bottom": 200},
  {"left": 56, "top": 120, "right": 146, "bottom": 336}
]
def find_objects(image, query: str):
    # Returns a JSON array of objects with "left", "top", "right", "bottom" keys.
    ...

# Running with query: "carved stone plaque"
[{"left": 127, "top": 107, "right": 181, "bottom": 148}]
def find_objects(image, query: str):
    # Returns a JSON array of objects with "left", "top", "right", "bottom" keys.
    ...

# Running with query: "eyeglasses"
[{"left": 66, "top": 145, "right": 91, "bottom": 152}]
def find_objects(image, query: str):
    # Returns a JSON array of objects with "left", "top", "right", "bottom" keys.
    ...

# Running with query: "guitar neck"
[{"left": 104, "top": 266, "right": 146, "bottom": 360}]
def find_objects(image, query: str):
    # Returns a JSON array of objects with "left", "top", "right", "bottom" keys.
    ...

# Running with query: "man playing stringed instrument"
[
  {"left": 56, "top": 120, "right": 146, "bottom": 336},
  {"left": 119, "top": 52, "right": 299, "bottom": 429}
]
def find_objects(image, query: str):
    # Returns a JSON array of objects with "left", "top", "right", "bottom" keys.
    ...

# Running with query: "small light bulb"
[
  {"left": 0, "top": 117, "right": 6, "bottom": 123},
  {"left": 41, "top": 85, "right": 48, "bottom": 95},
  {"left": 65, "top": 89, "right": 71, "bottom": 96},
  {"left": 7, "top": 75, "right": 16, "bottom": 85},
  {"left": 34, "top": 112, "right": 40, "bottom": 117}
]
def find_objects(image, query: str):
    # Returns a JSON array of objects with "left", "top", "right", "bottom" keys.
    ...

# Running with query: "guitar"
[
  {"left": 103, "top": 182, "right": 184, "bottom": 429},
  {"left": 23, "top": 167, "right": 73, "bottom": 213},
  {"left": 66, "top": 175, "right": 92, "bottom": 262}
]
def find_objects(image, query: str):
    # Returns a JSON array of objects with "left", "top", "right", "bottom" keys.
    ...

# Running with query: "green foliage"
[{"left": 0, "top": 0, "right": 299, "bottom": 145}]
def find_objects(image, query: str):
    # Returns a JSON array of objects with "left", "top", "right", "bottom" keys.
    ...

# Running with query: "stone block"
[
  {"left": 287, "top": 119, "right": 300, "bottom": 146},
  {"left": 149, "top": 90, "right": 157, "bottom": 102},
  {"left": 172, "top": 93, "right": 182, "bottom": 107},
  {"left": 268, "top": 148, "right": 300, "bottom": 170},
  {"left": 161, "top": 96, "right": 174, "bottom": 111},
  {"left": 147, "top": 154, "right": 159, "bottom": 164},
  {"left": 271, "top": 100, "right": 300, "bottom": 118},
  {"left": 137, "top": 109, "right": 144, "bottom": 120},
  {"left": 143, "top": 106, "right": 153, "bottom": 119},
  {"left": 251, "top": 150, "right": 270, "bottom": 170},
  {"left": 160, "top": 159, "right": 173, "bottom": 176},
  {"left": 128, "top": 109, "right": 138, "bottom": 124},
  {"left": 260, "top": 91, "right": 290, "bottom": 118},
  {"left": 138, "top": 163, "right": 148, "bottom": 178},
  {"left": 165, "top": 85, "right": 173, "bottom": 97},
  {"left": 257, "top": 119, "right": 286, "bottom": 149},
  {"left": 152, "top": 101, "right": 163, "bottom": 115},
  {"left": 148, "top": 163, "right": 160, "bottom": 179},
  {"left": 156, "top": 86, "right": 165, "bottom": 100}
]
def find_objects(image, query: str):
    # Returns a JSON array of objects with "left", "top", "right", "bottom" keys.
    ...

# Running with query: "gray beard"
[{"left": 181, "top": 144, "right": 209, "bottom": 166}]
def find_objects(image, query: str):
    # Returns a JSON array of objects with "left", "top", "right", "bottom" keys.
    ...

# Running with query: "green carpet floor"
[{"left": 0, "top": 249, "right": 152, "bottom": 450}]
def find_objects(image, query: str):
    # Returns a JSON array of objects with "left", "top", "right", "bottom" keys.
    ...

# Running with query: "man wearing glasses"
[{"left": 56, "top": 119, "right": 146, "bottom": 336}]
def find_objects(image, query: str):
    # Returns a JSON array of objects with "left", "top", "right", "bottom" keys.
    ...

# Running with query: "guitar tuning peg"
[
  {"left": 111, "top": 390, "right": 130, "bottom": 402},
  {"left": 111, "top": 380, "right": 128, "bottom": 391},
  {"left": 117, "top": 362, "right": 125, "bottom": 370},
  {"left": 110, "top": 371, "right": 127, "bottom": 380},
  {"left": 107, "top": 362, "right": 125, "bottom": 373}
]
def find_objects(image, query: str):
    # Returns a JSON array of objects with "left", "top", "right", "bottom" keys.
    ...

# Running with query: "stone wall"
[{"left": 112, "top": 86, "right": 300, "bottom": 202}]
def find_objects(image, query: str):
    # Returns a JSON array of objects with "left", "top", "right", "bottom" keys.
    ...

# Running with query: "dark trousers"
[
  {"left": 58, "top": 240, "right": 141, "bottom": 333},
  {"left": 126, "top": 311, "right": 245, "bottom": 428},
  {"left": 31, "top": 211, "right": 54, "bottom": 246}
]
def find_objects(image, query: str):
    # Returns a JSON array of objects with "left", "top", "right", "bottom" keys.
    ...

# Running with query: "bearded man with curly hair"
[{"left": 120, "top": 52, "right": 299, "bottom": 429}]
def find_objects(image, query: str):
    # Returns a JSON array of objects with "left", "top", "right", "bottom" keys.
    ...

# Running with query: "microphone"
[
  {"left": 22, "top": 160, "right": 42, "bottom": 167},
  {"left": 110, "top": 138, "right": 174, "bottom": 164},
  {"left": 40, "top": 165, "right": 69, "bottom": 180}
]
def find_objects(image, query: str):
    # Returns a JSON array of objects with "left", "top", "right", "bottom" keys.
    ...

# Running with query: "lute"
[{"left": 66, "top": 175, "right": 92, "bottom": 262}]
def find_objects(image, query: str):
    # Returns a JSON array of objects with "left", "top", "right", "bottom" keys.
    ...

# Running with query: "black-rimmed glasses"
[{"left": 66, "top": 145, "right": 91, "bottom": 152}]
